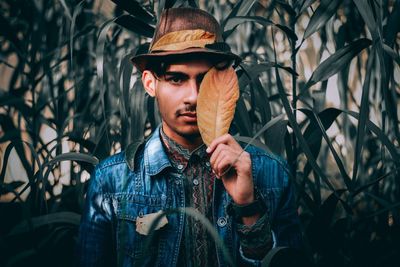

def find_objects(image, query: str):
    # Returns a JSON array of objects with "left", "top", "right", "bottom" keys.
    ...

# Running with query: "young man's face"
[{"left": 142, "top": 58, "right": 214, "bottom": 144}]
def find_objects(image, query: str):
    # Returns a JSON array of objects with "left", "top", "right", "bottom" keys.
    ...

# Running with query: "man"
[{"left": 77, "top": 7, "right": 302, "bottom": 267}]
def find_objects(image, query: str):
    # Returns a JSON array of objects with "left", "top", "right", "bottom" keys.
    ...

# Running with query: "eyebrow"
[{"left": 164, "top": 71, "right": 208, "bottom": 79}]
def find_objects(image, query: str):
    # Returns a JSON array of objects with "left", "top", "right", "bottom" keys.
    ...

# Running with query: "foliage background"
[{"left": 0, "top": 0, "right": 399, "bottom": 266}]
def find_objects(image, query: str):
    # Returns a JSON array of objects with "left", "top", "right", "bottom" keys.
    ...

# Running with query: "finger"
[
  {"left": 216, "top": 156, "right": 234, "bottom": 177},
  {"left": 206, "top": 134, "right": 240, "bottom": 154},
  {"left": 209, "top": 143, "right": 229, "bottom": 168}
]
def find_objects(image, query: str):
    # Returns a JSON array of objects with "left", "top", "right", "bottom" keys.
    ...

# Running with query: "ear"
[{"left": 142, "top": 70, "right": 157, "bottom": 97}]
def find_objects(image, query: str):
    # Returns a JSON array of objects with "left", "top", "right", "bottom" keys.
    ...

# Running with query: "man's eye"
[{"left": 166, "top": 76, "right": 184, "bottom": 85}]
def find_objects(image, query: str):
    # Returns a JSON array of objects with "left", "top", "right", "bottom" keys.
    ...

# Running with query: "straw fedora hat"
[{"left": 131, "top": 7, "right": 241, "bottom": 71}]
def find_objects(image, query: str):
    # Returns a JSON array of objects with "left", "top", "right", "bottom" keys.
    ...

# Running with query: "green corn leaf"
[
  {"left": 301, "top": 38, "right": 372, "bottom": 95},
  {"left": 295, "top": 0, "right": 317, "bottom": 15},
  {"left": 129, "top": 81, "right": 148, "bottom": 144},
  {"left": 343, "top": 109, "right": 400, "bottom": 163},
  {"left": 59, "top": 0, "right": 72, "bottom": 21},
  {"left": 239, "top": 114, "right": 285, "bottom": 153},
  {"left": 382, "top": 43, "right": 400, "bottom": 66},
  {"left": 0, "top": 181, "right": 25, "bottom": 195},
  {"left": 114, "top": 14, "right": 155, "bottom": 38},
  {"left": 352, "top": 0, "right": 378, "bottom": 40},
  {"left": 70, "top": 1, "right": 84, "bottom": 69},
  {"left": 111, "top": 0, "right": 154, "bottom": 24},
  {"left": 303, "top": 0, "right": 342, "bottom": 39},
  {"left": 224, "top": 16, "right": 274, "bottom": 32},
  {"left": 274, "top": 65, "right": 351, "bottom": 211},
  {"left": 43, "top": 152, "right": 99, "bottom": 167},
  {"left": 233, "top": 97, "right": 252, "bottom": 137},
  {"left": 384, "top": 0, "right": 400, "bottom": 46},
  {"left": 222, "top": 0, "right": 257, "bottom": 38},
  {"left": 352, "top": 49, "right": 375, "bottom": 184},
  {"left": 224, "top": 16, "right": 297, "bottom": 41},
  {"left": 224, "top": 0, "right": 257, "bottom": 21},
  {"left": 300, "top": 107, "right": 352, "bottom": 190},
  {"left": 8, "top": 212, "right": 81, "bottom": 236},
  {"left": 352, "top": 167, "right": 400, "bottom": 197}
]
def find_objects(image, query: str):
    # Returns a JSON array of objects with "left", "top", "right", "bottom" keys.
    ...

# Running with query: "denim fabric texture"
[{"left": 77, "top": 126, "right": 302, "bottom": 267}]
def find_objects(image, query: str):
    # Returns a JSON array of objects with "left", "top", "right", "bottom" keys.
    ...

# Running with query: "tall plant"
[{"left": 0, "top": 0, "right": 399, "bottom": 266}]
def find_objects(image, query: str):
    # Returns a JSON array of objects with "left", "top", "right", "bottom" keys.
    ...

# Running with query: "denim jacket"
[{"left": 77, "top": 127, "right": 302, "bottom": 267}]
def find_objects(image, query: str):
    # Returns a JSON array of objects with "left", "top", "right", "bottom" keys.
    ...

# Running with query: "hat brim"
[{"left": 131, "top": 47, "right": 241, "bottom": 72}]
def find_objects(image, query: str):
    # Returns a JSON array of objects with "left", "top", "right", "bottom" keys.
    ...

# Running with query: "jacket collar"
[{"left": 125, "top": 125, "right": 172, "bottom": 176}]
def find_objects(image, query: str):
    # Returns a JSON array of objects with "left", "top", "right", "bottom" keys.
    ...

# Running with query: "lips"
[
  {"left": 179, "top": 112, "right": 197, "bottom": 122},
  {"left": 180, "top": 112, "right": 197, "bottom": 118}
]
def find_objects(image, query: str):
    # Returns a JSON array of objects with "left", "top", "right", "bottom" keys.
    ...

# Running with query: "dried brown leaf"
[{"left": 197, "top": 67, "right": 239, "bottom": 146}]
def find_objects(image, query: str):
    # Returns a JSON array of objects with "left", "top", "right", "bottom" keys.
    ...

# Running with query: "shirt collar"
[{"left": 160, "top": 127, "right": 207, "bottom": 171}]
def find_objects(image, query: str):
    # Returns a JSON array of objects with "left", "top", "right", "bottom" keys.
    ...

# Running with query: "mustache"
[{"left": 175, "top": 105, "right": 196, "bottom": 116}]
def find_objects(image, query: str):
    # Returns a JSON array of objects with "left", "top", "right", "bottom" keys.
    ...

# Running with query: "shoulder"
[
  {"left": 96, "top": 152, "right": 127, "bottom": 171},
  {"left": 90, "top": 151, "right": 132, "bottom": 193}
]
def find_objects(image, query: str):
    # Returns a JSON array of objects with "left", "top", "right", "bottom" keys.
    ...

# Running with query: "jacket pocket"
[{"left": 116, "top": 194, "right": 167, "bottom": 263}]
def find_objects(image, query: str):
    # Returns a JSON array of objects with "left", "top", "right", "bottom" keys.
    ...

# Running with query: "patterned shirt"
[{"left": 160, "top": 128, "right": 273, "bottom": 265}]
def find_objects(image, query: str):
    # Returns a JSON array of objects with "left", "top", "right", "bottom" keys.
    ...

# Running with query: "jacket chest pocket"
[{"left": 116, "top": 195, "right": 167, "bottom": 263}]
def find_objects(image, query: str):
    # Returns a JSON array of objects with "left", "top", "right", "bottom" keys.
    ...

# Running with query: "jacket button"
[
  {"left": 217, "top": 217, "right": 227, "bottom": 227},
  {"left": 193, "top": 179, "right": 199, "bottom": 186},
  {"left": 177, "top": 164, "right": 184, "bottom": 170}
]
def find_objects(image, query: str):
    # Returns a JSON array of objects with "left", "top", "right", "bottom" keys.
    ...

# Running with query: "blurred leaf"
[
  {"left": 114, "top": 15, "right": 155, "bottom": 38},
  {"left": 224, "top": 0, "right": 257, "bottom": 20},
  {"left": 352, "top": 167, "right": 400, "bottom": 197},
  {"left": 8, "top": 212, "right": 81, "bottom": 236},
  {"left": 70, "top": 1, "right": 84, "bottom": 69},
  {"left": 233, "top": 97, "right": 252, "bottom": 137},
  {"left": 352, "top": 0, "right": 378, "bottom": 39},
  {"left": 299, "top": 108, "right": 353, "bottom": 191},
  {"left": 111, "top": 0, "right": 155, "bottom": 24},
  {"left": 222, "top": 0, "right": 257, "bottom": 38},
  {"left": 301, "top": 38, "right": 372, "bottom": 95},
  {"left": 306, "top": 189, "right": 347, "bottom": 252},
  {"left": 129, "top": 81, "right": 148, "bottom": 145},
  {"left": 239, "top": 63, "right": 297, "bottom": 90},
  {"left": 382, "top": 43, "right": 400, "bottom": 66},
  {"left": 343, "top": 109, "right": 400, "bottom": 163},
  {"left": 59, "top": 0, "right": 72, "bottom": 21},
  {"left": 274, "top": 66, "right": 349, "bottom": 208},
  {"left": 240, "top": 114, "right": 285, "bottom": 153},
  {"left": 253, "top": 79, "right": 272, "bottom": 124},
  {"left": 303, "top": 0, "right": 342, "bottom": 39},
  {"left": 276, "top": 1, "right": 296, "bottom": 17},
  {"left": 224, "top": 16, "right": 274, "bottom": 32},
  {"left": 264, "top": 119, "right": 288, "bottom": 156},
  {"left": 0, "top": 181, "right": 25, "bottom": 195},
  {"left": 224, "top": 16, "right": 297, "bottom": 41},
  {"left": 352, "top": 50, "right": 375, "bottom": 183},
  {"left": 43, "top": 152, "right": 99, "bottom": 167},
  {"left": 384, "top": 0, "right": 400, "bottom": 46},
  {"left": 302, "top": 108, "right": 341, "bottom": 157},
  {"left": 0, "top": 96, "right": 31, "bottom": 119},
  {"left": 295, "top": 0, "right": 317, "bottom": 15},
  {"left": 235, "top": 136, "right": 271, "bottom": 154}
]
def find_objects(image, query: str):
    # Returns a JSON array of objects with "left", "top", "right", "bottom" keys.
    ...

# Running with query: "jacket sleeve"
[
  {"left": 238, "top": 154, "right": 302, "bottom": 266},
  {"left": 272, "top": 172, "right": 303, "bottom": 248},
  {"left": 76, "top": 166, "right": 115, "bottom": 267}
]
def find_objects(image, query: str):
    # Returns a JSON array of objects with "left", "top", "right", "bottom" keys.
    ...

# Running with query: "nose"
[{"left": 183, "top": 78, "right": 200, "bottom": 104}]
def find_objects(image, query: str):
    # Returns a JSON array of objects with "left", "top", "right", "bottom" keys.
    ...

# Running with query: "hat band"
[{"left": 150, "top": 29, "right": 216, "bottom": 52}]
